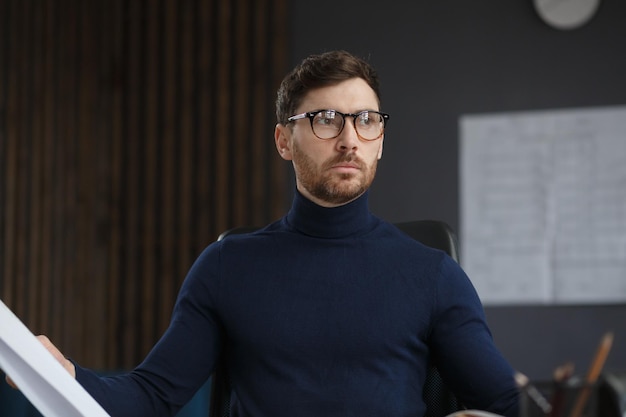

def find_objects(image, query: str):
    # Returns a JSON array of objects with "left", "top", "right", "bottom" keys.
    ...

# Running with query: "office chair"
[
  {"left": 209, "top": 220, "right": 462, "bottom": 417},
  {"left": 599, "top": 372, "right": 626, "bottom": 417}
]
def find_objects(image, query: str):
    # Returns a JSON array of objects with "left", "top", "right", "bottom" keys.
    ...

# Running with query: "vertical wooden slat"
[
  {"left": 77, "top": 0, "right": 107, "bottom": 366},
  {"left": 96, "top": 0, "right": 114, "bottom": 370},
  {"left": 29, "top": 0, "right": 45, "bottom": 332},
  {"left": 2, "top": 0, "right": 20, "bottom": 310},
  {"left": 122, "top": 0, "right": 142, "bottom": 367},
  {"left": 232, "top": 0, "right": 250, "bottom": 226},
  {"left": 269, "top": 0, "right": 290, "bottom": 218},
  {"left": 215, "top": 2, "right": 232, "bottom": 229},
  {"left": 159, "top": 0, "right": 178, "bottom": 336},
  {"left": 195, "top": 0, "right": 214, "bottom": 244},
  {"left": 107, "top": 0, "right": 125, "bottom": 369},
  {"left": 0, "top": 0, "right": 8, "bottom": 302},
  {"left": 91, "top": 2, "right": 111, "bottom": 369},
  {"left": 251, "top": 0, "right": 270, "bottom": 227},
  {"left": 49, "top": 0, "right": 65, "bottom": 346},
  {"left": 76, "top": 0, "right": 90, "bottom": 361},
  {"left": 178, "top": 0, "right": 195, "bottom": 293},
  {"left": 142, "top": 0, "right": 160, "bottom": 360},
  {"left": 15, "top": 0, "right": 32, "bottom": 324},
  {"left": 74, "top": 0, "right": 90, "bottom": 358},
  {"left": 60, "top": 0, "right": 79, "bottom": 352},
  {"left": 38, "top": 0, "right": 57, "bottom": 343}
]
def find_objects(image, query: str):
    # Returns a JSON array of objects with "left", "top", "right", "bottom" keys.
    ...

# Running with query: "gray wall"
[{"left": 289, "top": 0, "right": 626, "bottom": 380}]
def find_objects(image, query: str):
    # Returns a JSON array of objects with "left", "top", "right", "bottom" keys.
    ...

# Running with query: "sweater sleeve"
[
  {"left": 428, "top": 255, "right": 520, "bottom": 417},
  {"left": 75, "top": 244, "right": 225, "bottom": 417}
]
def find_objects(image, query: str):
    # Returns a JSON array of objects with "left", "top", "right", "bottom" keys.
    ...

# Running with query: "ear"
[
  {"left": 275, "top": 123, "right": 293, "bottom": 161},
  {"left": 377, "top": 136, "right": 384, "bottom": 160}
]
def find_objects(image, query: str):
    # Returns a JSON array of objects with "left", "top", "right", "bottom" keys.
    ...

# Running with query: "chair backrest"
[
  {"left": 209, "top": 220, "right": 461, "bottom": 417},
  {"left": 394, "top": 220, "right": 459, "bottom": 264},
  {"left": 395, "top": 220, "right": 461, "bottom": 417}
]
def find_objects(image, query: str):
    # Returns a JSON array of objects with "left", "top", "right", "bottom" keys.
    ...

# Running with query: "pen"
[
  {"left": 549, "top": 362, "right": 574, "bottom": 417},
  {"left": 515, "top": 371, "right": 552, "bottom": 415}
]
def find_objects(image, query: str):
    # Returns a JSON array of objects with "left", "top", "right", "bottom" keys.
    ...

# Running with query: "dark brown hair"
[{"left": 275, "top": 50, "right": 381, "bottom": 125}]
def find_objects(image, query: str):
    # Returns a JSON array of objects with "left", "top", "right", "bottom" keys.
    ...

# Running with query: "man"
[{"left": 8, "top": 50, "right": 519, "bottom": 416}]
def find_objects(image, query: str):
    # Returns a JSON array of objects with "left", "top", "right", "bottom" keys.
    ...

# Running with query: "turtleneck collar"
[{"left": 284, "top": 190, "right": 377, "bottom": 238}]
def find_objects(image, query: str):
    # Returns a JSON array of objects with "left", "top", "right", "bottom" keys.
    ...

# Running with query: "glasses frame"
[{"left": 287, "top": 109, "right": 390, "bottom": 141}]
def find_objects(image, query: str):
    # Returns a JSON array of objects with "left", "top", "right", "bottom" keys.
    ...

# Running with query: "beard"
[{"left": 292, "top": 143, "right": 378, "bottom": 206}]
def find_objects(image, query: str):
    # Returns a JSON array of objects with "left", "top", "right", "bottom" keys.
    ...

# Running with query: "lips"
[
  {"left": 332, "top": 162, "right": 359, "bottom": 169},
  {"left": 327, "top": 156, "right": 363, "bottom": 171}
]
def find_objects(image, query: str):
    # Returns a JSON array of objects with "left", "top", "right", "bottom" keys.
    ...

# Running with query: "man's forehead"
[{"left": 297, "top": 79, "right": 379, "bottom": 112}]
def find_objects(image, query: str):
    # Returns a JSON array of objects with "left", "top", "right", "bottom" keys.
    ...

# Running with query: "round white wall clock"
[{"left": 533, "top": 0, "right": 601, "bottom": 30}]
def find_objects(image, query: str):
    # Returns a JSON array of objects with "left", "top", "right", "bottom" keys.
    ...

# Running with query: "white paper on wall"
[{"left": 460, "top": 106, "right": 626, "bottom": 305}]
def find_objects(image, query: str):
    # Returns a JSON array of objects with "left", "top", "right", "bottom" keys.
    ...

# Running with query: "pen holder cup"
[{"left": 520, "top": 379, "right": 599, "bottom": 417}]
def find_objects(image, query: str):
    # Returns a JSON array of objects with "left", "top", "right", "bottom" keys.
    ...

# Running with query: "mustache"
[{"left": 324, "top": 154, "right": 364, "bottom": 169}]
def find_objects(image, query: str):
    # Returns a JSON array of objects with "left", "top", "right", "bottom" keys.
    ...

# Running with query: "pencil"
[{"left": 568, "top": 331, "right": 614, "bottom": 417}]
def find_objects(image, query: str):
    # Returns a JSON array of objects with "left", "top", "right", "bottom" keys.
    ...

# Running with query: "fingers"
[
  {"left": 36, "top": 335, "right": 77, "bottom": 379},
  {"left": 5, "top": 373, "right": 18, "bottom": 389},
  {"left": 3, "top": 335, "right": 77, "bottom": 390}
]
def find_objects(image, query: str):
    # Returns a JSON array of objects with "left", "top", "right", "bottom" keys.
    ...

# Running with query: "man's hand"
[{"left": 5, "top": 335, "right": 76, "bottom": 389}]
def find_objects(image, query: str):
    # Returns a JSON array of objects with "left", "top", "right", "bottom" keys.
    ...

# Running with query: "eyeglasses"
[{"left": 287, "top": 109, "right": 390, "bottom": 141}]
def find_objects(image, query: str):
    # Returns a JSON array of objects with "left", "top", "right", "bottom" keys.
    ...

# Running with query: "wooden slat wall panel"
[{"left": 0, "top": 0, "right": 288, "bottom": 370}]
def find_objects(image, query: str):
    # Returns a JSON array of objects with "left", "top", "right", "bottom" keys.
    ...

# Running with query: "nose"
[{"left": 335, "top": 117, "right": 359, "bottom": 152}]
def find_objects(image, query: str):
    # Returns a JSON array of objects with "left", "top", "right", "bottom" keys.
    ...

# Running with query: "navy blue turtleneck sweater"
[{"left": 75, "top": 191, "right": 519, "bottom": 417}]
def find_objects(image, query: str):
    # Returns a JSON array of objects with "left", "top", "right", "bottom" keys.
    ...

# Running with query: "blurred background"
[{"left": 1, "top": 0, "right": 625, "bottom": 391}]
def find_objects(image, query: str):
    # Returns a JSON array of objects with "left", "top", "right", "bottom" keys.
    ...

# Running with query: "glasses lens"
[
  {"left": 354, "top": 111, "right": 385, "bottom": 140},
  {"left": 311, "top": 110, "right": 344, "bottom": 139}
]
